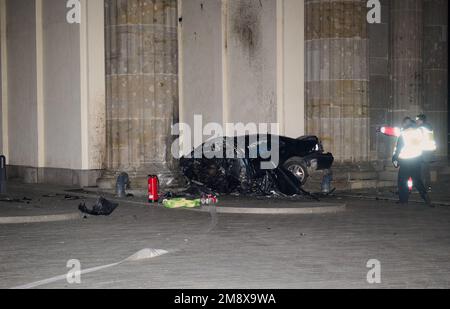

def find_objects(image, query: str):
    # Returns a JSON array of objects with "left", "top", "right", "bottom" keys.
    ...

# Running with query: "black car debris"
[{"left": 180, "top": 135, "right": 334, "bottom": 196}]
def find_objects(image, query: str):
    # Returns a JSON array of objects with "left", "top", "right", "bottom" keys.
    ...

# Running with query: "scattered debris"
[
  {"left": 200, "top": 194, "right": 218, "bottom": 205},
  {"left": 64, "top": 195, "right": 81, "bottom": 201},
  {"left": 65, "top": 188, "right": 92, "bottom": 195},
  {"left": 42, "top": 194, "right": 57, "bottom": 198},
  {"left": 78, "top": 197, "right": 119, "bottom": 216},
  {"left": 158, "top": 191, "right": 176, "bottom": 203},
  {"left": 311, "top": 188, "right": 336, "bottom": 199},
  {"left": 0, "top": 197, "right": 32, "bottom": 204},
  {"left": 180, "top": 135, "right": 334, "bottom": 198}
]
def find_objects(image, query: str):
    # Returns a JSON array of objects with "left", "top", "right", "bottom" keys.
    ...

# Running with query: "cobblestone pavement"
[{"left": 0, "top": 182, "right": 449, "bottom": 289}]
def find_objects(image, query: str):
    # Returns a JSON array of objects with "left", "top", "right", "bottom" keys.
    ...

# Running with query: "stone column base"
[
  {"left": 97, "top": 164, "right": 186, "bottom": 191},
  {"left": 318, "top": 159, "right": 450, "bottom": 191},
  {"left": 7, "top": 165, "right": 103, "bottom": 188},
  {"left": 303, "top": 161, "right": 391, "bottom": 192}
]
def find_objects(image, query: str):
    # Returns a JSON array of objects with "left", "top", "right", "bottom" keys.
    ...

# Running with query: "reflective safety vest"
[
  {"left": 419, "top": 126, "right": 437, "bottom": 152},
  {"left": 397, "top": 128, "right": 425, "bottom": 160}
]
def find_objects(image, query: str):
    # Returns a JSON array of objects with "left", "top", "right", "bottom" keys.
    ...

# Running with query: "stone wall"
[
  {"left": 1, "top": 0, "right": 105, "bottom": 187},
  {"left": 5, "top": 0, "right": 39, "bottom": 167},
  {"left": 390, "top": 0, "right": 424, "bottom": 125},
  {"left": 369, "top": 0, "right": 391, "bottom": 161},
  {"left": 423, "top": 0, "right": 448, "bottom": 158},
  {"left": 389, "top": 0, "right": 448, "bottom": 159},
  {"left": 305, "top": 0, "right": 370, "bottom": 163},
  {"left": 226, "top": 0, "right": 277, "bottom": 126}
]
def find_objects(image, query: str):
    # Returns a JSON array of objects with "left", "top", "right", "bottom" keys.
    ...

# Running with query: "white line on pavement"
[{"left": 11, "top": 248, "right": 169, "bottom": 289}]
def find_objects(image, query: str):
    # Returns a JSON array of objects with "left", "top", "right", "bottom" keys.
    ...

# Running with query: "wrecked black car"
[{"left": 180, "top": 135, "right": 334, "bottom": 196}]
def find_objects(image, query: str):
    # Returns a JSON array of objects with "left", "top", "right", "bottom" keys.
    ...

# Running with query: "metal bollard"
[
  {"left": 321, "top": 169, "right": 333, "bottom": 194},
  {"left": 0, "top": 155, "right": 6, "bottom": 195},
  {"left": 116, "top": 172, "right": 129, "bottom": 198}
]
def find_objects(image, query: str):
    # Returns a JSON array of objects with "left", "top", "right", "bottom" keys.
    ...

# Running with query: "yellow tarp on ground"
[{"left": 162, "top": 198, "right": 201, "bottom": 209}]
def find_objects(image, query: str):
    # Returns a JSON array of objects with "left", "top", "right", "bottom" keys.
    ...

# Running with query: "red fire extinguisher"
[{"left": 148, "top": 175, "right": 159, "bottom": 204}]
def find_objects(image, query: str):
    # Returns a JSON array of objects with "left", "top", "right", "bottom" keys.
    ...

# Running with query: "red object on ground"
[
  {"left": 201, "top": 194, "right": 218, "bottom": 205},
  {"left": 408, "top": 177, "right": 413, "bottom": 192},
  {"left": 148, "top": 175, "right": 159, "bottom": 203}
]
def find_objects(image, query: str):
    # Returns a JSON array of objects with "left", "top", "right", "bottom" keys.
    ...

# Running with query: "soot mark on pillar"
[{"left": 231, "top": 0, "right": 261, "bottom": 59}]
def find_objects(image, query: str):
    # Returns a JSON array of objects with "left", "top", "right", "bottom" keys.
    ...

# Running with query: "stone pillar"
[
  {"left": 305, "top": 0, "right": 369, "bottom": 163},
  {"left": 103, "top": 0, "right": 179, "bottom": 189},
  {"left": 390, "top": 0, "right": 424, "bottom": 125},
  {"left": 369, "top": 0, "right": 391, "bottom": 161},
  {"left": 0, "top": 0, "right": 7, "bottom": 157},
  {"left": 423, "top": 0, "right": 448, "bottom": 158}
]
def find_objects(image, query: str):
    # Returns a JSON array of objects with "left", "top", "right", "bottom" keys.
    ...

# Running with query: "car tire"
[{"left": 283, "top": 157, "right": 309, "bottom": 186}]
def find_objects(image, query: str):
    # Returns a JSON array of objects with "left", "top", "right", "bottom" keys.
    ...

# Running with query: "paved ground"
[{"left": 0, "top": 181, "right": 450, "bottom": 289}]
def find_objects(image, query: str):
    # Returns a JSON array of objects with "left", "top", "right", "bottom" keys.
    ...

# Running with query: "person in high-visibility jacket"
[
  {"left": 392, "top": 117, "right": 432, "bottom": 206},
  {"left": 416, "top": 114, "right": 437, "bottom": 190}
]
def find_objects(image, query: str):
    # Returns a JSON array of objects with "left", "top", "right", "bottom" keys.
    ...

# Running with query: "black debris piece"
[
  {"left": 0, "top": 197, "right": 32, "bottom": 204},
  {"left": 22, "top": 197, "right": 33, "bottom": 204},
  {"left": 183, "top": 182, "right": 218, "bottom": 197},
  {"left": 78, "top": 197, "right": 119, "bottom": 216},
  {"left": 42, "top": 193, "right": 84, "bottom": 200},
  {"left": 158, "top": 191, "right": 175, "bottom": 203},
  {"left": 64, "top": 195, "right": 81, "bottom": 201},
  {"left": 269, "top": 168, "right": 302, "bottom": 196},
  {"left": 0, "top": 198, "right": 20, "bottom": 203}
]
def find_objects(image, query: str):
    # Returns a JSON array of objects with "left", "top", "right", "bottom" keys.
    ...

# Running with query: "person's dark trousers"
[
  {"left": 398, "top": 158, "right": 429, "bottom": 204},
  {"left": 421, "top": 152, "right": 433, "bottom": 189}
]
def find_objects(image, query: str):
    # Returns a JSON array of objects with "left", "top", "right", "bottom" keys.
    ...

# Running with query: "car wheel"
[{"left": 283, "top": 157, "right": 309, "bottom": 186}]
